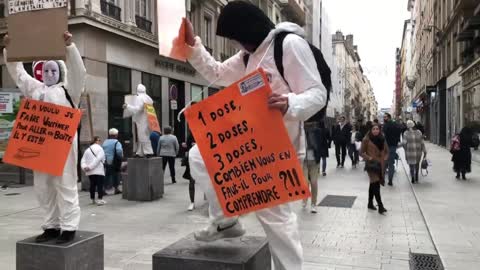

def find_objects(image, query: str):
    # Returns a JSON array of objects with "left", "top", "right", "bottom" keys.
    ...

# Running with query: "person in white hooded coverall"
[
  {"left": 3, "top": 32, "right": 86, "bottom": 244},
  {"left": 123, "top": 84, "right": 154, "bottom": 157},
  {"left": 183, "top": 2, "right": 327, "bottom": 269}
]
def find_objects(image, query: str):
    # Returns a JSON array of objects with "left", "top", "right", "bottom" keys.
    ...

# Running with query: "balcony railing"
[
  {"left": 135, "top": 15, "right": 152, "bottom": 33},
  {"left": 101, "top": 0, "right": 121, "bottom": 21}
]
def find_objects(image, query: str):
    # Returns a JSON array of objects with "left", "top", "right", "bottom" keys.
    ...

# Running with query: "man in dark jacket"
[
  {"left": 382, "top": 113, "right": 401, "bottom": 185},
  {"left": 332, "top": 116, "right": 352, "bottom": 168}
]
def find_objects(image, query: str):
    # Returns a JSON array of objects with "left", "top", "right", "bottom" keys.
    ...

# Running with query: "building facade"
[
  {"left": 332, "top": 31, "right": 377, "bottom": 122},
  {"left": 0, "top": 0, "right": 308, "bottom": 157}
]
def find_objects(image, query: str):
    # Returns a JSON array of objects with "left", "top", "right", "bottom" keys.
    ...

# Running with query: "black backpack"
[{"left": 243, "top": 32, "right": 332, "bottom": 120}]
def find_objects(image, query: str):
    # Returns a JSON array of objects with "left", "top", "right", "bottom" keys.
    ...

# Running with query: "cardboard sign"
[
  {"left": 185, "top": 69, "right": 310, "bottom": 217},
  {"left": 7, "top": 4, "right": 68, "bottom": 62},
  {"left": 3, "top": 99, "right": 81, "bottom": 176},
  {"left": 145, "top": 104, "right": 161, "bottom": 133},
  {"left": 157, "top": 0, "right": 187, "bottom": 61}
]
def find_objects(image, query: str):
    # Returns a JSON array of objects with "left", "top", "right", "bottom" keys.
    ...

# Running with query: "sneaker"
[
  {"left": 310, "top": 205, "right": 317, "bottom": 214},
  {"left": 194, "top": 221, "right": 246, "bottom": 242},
  {"left": 114, "top": 189, "right": 122, "bottom": 195},
  {"left": 188, "top": 203, "right": 195, "bottom": 211},
  {"left": 322, "top": 172, "right": 326, "bottom": 176},
  {"left": 96, "top": 200, "right": 107, "bottom": 206},
  {"left": 56, "top": 231, "right": 76, "bottom": 244},
  {"left": 302, "top": 200, "right": 308, "bottom": 209},
  {"left": 35, "top": 229, "right": 60, "bottom": 243},
  {"left": 91, "top": 199, "right": 96, "bottom": 205}
]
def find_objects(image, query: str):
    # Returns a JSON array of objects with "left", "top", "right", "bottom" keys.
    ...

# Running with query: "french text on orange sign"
[
  {"left": 3, "top": 99, "right": 81, "bottom": 176},
  {"left": 185, "top": 69, "right": 310, "bottom": 217}
]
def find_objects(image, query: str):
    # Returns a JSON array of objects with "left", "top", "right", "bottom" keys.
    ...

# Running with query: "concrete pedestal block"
[
  {"left": 152, "top": 235, "right": 271, "bottom": 270},
  {"left": 123, "top": 157, "right": 163, "bottom": 201},
  {"left": 16, "top": 231, "right": 103, "bottom": 270}
]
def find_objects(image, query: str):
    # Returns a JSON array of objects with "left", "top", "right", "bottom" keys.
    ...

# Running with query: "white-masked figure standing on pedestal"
[
  {"left": 123, "top": 84, "right": 154, "bottom": 157},
  {"left": 3, "top": 32, "right": 87, "bottom": 244}
]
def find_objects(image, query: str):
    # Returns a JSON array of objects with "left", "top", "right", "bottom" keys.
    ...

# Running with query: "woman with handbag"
[
  {"left": 81, "top": 136, "right": 106, "bottom": 206},
  {"left": 360, "top": 124, "right": 388, "bottom": 214},
  {"left": 402, "top": 120, "right": 427, "bottom": 183}
]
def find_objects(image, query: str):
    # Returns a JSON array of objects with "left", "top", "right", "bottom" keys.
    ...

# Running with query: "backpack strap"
[
  {"left": 62, "top": 86, "right": 76, "bottom": 109},
  {"left": 243, "top": 54, "right": 250, "bottom": 67},
  {"left": 273, "top": 32, "right": 290, "bottom": 86}
]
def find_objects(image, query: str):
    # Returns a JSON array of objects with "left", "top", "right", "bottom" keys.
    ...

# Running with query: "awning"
[
  {"left": 457, "top": 30, "right": 475, "bottom": 41},
  {"left": 465, "top": 15, "right": 480, "bottom": 31}
]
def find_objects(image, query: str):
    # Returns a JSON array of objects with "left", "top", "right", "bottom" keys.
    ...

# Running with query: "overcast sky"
[{"left": 323, "top": 0, "right": 410, "bottom": 109}]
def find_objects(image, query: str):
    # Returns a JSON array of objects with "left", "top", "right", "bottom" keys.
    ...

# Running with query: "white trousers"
[
  {"left": 136, "top": 141, "right": 154, "bottom": 156},
  {"left": 33, "top": 172, "right": 80, "bottom": 231},
  {"left": 189, "top": 145, "right": 303, "bottom": 270}
]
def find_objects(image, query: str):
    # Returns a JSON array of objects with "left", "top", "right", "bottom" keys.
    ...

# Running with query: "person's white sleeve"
[
  {"left": 80, "top": 151, "right": 88, "bottom": 170},
  {"left": 65, "top": 43, "right": 87, "bottom": 106},
  {"left": 125, "top": 103, "right": 143, "bottom": 115},
  {"left": 187, "top": 37, "right": 245, "bottom": 86},
  {"left": 175, "top": 137, "right": 179, "bottom": 155},
  {"left": 3, "top": 48, "right": 44, "bottom": 98},
  {"left": 281, "top": 35, "right": 327, "bottom": 122},
  {"left": 89, "top": 147, "right": 105, "bottom": 169}
]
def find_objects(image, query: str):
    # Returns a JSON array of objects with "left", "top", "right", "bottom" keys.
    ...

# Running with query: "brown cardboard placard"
[{"left": 7, "top": 7, "right": 68, "bottom": 62}]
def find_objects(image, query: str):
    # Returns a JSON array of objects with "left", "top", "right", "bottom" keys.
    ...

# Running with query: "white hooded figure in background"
[
  {"left": 3, "top": 32, "right": 87, "bottom": 244},
  {"left": 123, "top": 84, "right": 154, "bottom": 157}
]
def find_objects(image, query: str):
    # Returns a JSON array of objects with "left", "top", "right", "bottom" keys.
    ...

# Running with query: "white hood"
[
  {"left": 273, "top": 22, "right": 305, "bottom": 37},
  {"left": 137, "top": 84, "right": 153, "bottom": 105}
]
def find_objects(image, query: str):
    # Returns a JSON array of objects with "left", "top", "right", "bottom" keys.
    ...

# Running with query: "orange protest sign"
[
  {"left": 185, "top": 69, "right": 310, "bottom": 217},
  {"left": 145, "top": 104, "right": 161, "bottom": 133},
  {"left": 3, "top": 99, "right": 81, "bottom": 176}
]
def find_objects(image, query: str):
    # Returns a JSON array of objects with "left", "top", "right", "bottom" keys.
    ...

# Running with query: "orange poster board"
[
  {"left": 145, "top": 104, "right": 161, "bottom": 133},
  {"left": 185, "top": 69, "right": 310, "bottom": 217},
  {"left": 3, "top": 99, "right": 81, "bottom": 176}
]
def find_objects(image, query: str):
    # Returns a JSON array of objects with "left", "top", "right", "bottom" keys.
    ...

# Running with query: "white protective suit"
[
  {"left": 4, "top": 44, "right": 87, "bottom": 231},
  {"left": 124, "top": 84, "right": 154, "bottom": 156},
  {"left": 188, "top": 22, "right": 327, "bottom": 270}
]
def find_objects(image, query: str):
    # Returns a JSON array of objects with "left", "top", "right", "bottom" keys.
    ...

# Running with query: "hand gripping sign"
[
  {"left": 3, "top": 99, "right": 81, "bottom": 176},
  {"left": 185, "top": 69, "right": 310, "bottom": 217}
]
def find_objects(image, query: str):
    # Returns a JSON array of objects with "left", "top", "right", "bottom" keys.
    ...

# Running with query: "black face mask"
[{"left": 216, "top": 1, "right": 275, "bottom": 51}]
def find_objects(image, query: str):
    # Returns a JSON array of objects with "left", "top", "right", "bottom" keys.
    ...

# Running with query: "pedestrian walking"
[
  {"left": 81, "top": 136, "right": 106, "bottom": 206},
  {"left": 382, "top": 113, "right": 401, "bottom": 186},
  {"left": 360, "top": 124, "right": 388, "bottom": 214},
  {"left": 157, "top": 126, "right": 179, "bottom": 184},
  {"left": 332, "top": 116, "right": 352, "bottom": 168},
  {"left": 302, "top": 121, "right": 322, "bottom": 214},
  {"left": 451, "top": 127, "right": 474, "bottom": 180},
  {"left": 348, "top": 125, "right": 360, "bottom": 168},
  {"left": 402, "top": 120, "right": 427, "bottom": 183},
  {"left": 318, "top": 120, "right": 331, "bottom": 176},
  {"left": 183, "top": 1, "right": 329, "bottom": 268},
  {"left": 102, "top": 128, "right": 123, "bottom": 195},
  {"left": 182, "top": 128, "right": 196, "bottom": 211}
]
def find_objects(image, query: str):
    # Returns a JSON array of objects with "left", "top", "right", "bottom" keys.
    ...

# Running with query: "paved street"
[{"left": 0, "top": 144, "right": 478, "bottom": 269}]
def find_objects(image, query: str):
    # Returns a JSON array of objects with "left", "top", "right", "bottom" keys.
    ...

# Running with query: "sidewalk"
[
  {"left": 399, "top": 143, "right": 480, "bottom": 270},
  {"left": 0, "top": 154, "right": 436, "bottom": 269}
]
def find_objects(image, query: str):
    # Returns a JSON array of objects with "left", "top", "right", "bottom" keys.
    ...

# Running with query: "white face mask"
[{"left": 43, "top": 61, "right": 60, "bottom": 86}]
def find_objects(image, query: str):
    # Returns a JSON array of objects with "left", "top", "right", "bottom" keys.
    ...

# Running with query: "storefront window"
[
  {"left": 142, "top": 72, "right": 162, "bottom": 126},
  {"left": 108, "top": 65, "right": 132, "bottom": 155},
  {"left": 191, "top": 84, "right": 203, "bottom": 102}
]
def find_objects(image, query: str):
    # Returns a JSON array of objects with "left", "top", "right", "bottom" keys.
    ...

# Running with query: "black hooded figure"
[
  {"left": 184, "top": 2, "right": 331, "bottom": 269},
  {"left": 216, "top": 1, "right": 275, "bottom": 51}
]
